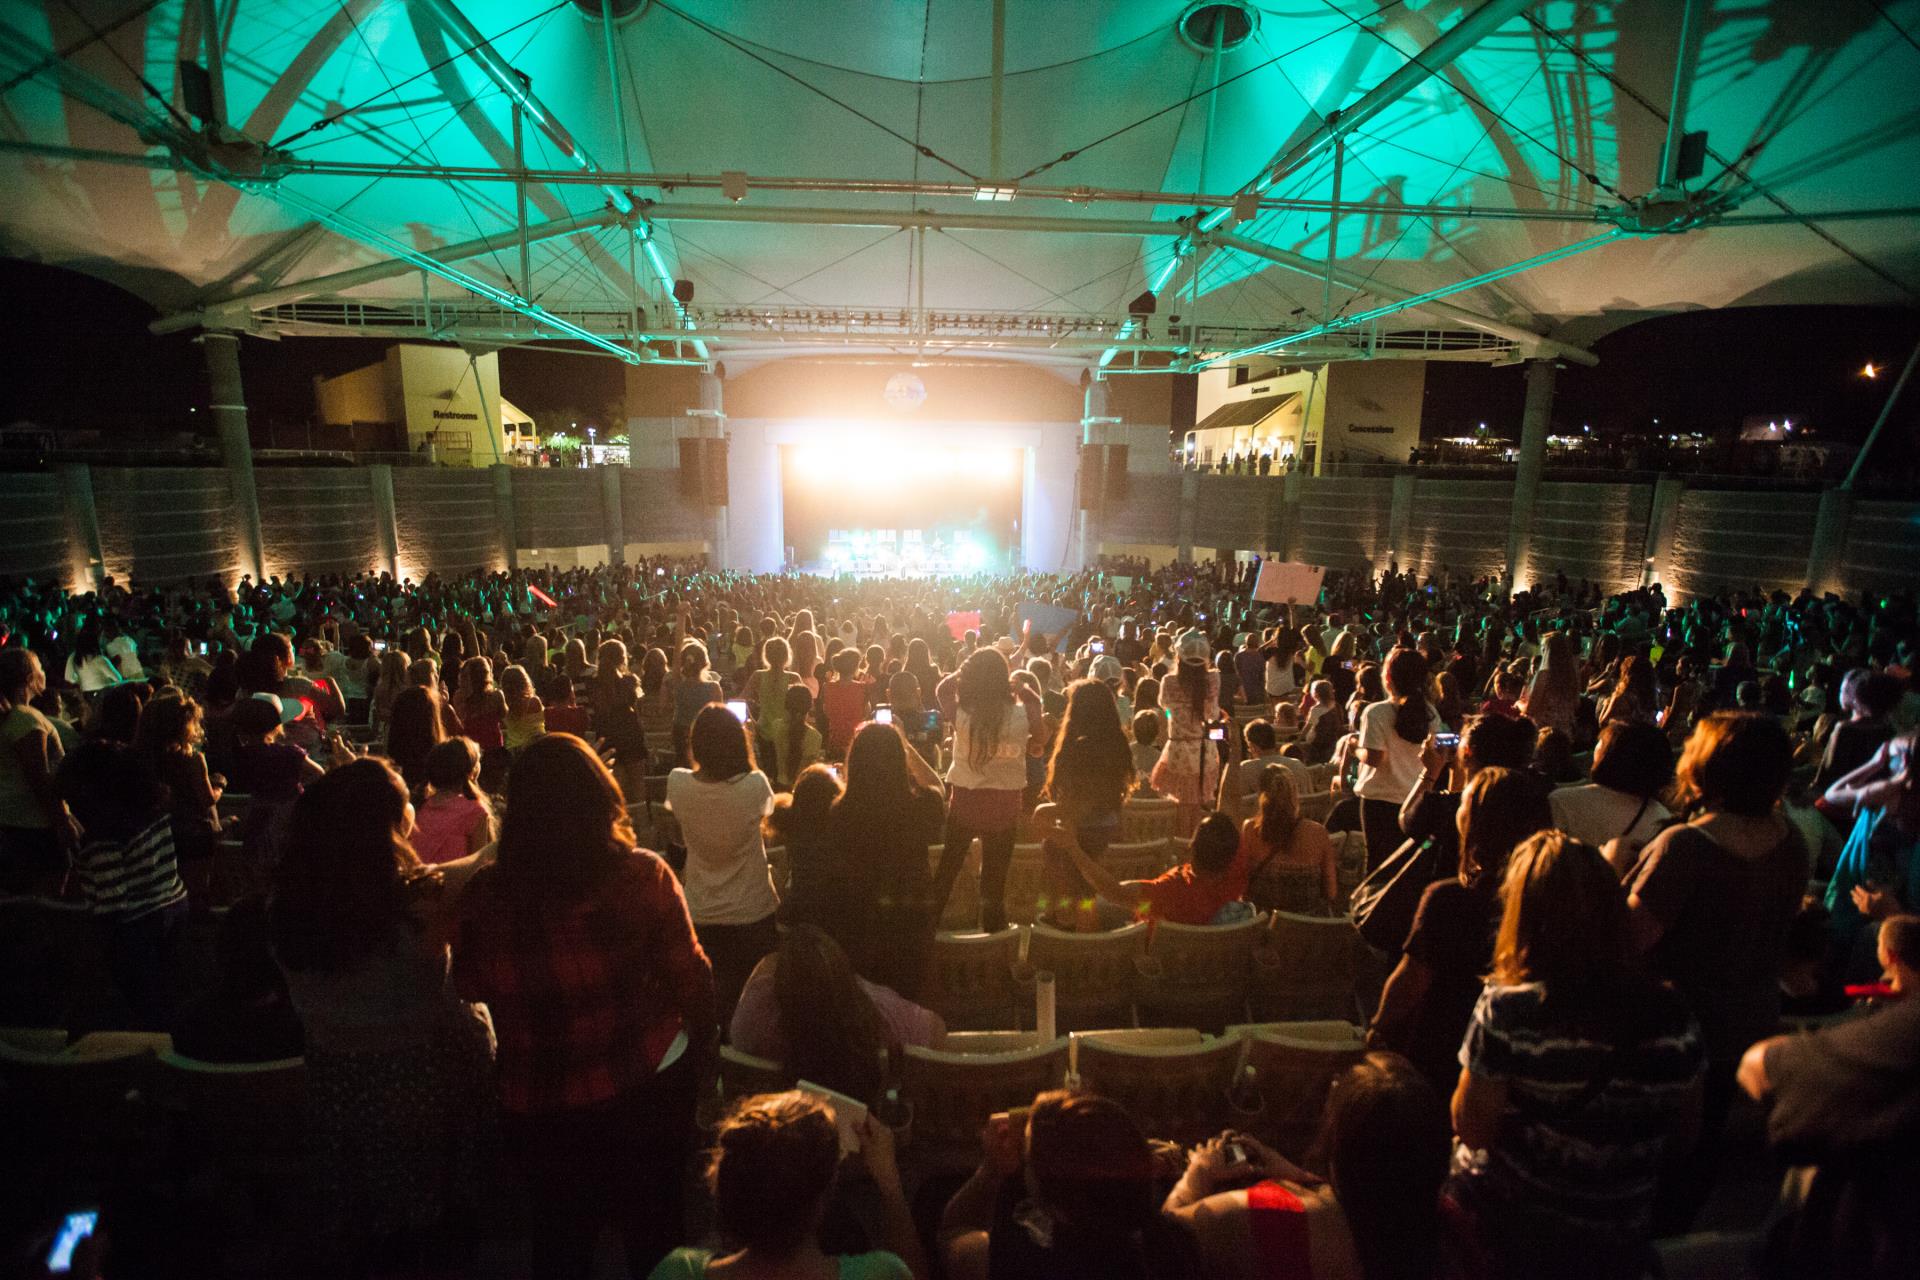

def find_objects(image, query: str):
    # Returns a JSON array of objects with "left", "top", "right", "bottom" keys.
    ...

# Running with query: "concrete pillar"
[
  {"left": 1806, "top": 488, "right": 1853, "bottom": 598},
  {"left": 1641, "top": 474, "right": 1686, "bottom": 592},
  {"left": 1177, "top": 471, "right": 1199, "bottom": 563},
  {"left": 491, "top": 463, "right": 519, "bottom": 572},
  {"left": 601, "top": 465, "right": 626, "bottom": 566},
  {"left": 56, "top": 463, "right": 105, "bottom": 592},
  {"left": 1270, "top": 468, "right": 1301, "bottom": 561},
  {"left": 1388, "top": 471, "right": 1417, "bottom": 572},
  {"left": 368, "top": 465, "right": 401, "bottom": 578},
  {"left": 697, "top": 369, "right": 729, "bottom": 571},
  {"left": 1503, "top": 358, "right": 1558, "bottom": 590},
  {"left": 1079, "top": 379, "right": 1110, "bottom": 570},
  {"left": 201, "top": 330, "right": 266, "bottom": 581}
]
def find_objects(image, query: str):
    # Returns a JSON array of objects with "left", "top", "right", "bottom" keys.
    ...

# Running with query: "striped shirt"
[
  {"left": 72, "top": 817, "right": 187, "bottom": 920},
  {"left": 1461, "top": 980, "right": 1704, "bottom": 1233}
]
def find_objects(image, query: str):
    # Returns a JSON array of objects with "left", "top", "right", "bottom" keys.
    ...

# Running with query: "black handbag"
[{"left": 1348, "top": 835, "right": 1440, "bottom": 953}]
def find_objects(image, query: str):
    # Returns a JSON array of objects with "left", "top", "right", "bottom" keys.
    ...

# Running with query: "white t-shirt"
[
  {"left": 946, "top": 702, "right": 1031, "bottom": 793},
  {"left": 67, "top": 653, "right": 124, "bottom": 693},
  {"left": 1353, "top": 699, "right": 1443, "bottom": 804},
  {"left": 666, "top": 769, "right": 778, "bottom": 925},
  {"left": 324, "top": 650, "right": 369, "bottom": 700},
  {"left": 1264, "top": 655, "right": 1297, "bottom": 699},
  {"left": 1548, "top": 784, "right": 1670, "bottom": 850},
  {"left": 105, "top": 635, "right": 144, "bottom": 681},
  {"left": 1232, "top": 752, "right": 1311, "bottom": 806}
]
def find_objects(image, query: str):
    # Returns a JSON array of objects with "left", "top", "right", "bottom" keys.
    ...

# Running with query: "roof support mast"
[{"left": 1655, "top": 0, "right": 1707, "bottom": 195}]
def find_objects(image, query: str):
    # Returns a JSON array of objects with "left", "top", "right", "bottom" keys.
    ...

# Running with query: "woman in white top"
[
  {"left": 1548, "top": 721, "right": 1675, "bottom": 875},
  {"left": 931, "top": 648, "right": 1045, "bottom": 932},
  {"left": 667, "top": 704, "right": 779, "bottom": 1022},
  {"left": 1354, "top": 648, "right": 1445, "bottom": 871}
]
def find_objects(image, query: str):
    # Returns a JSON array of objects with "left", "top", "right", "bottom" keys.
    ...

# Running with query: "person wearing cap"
[
  {"left": 1090, "top": 652, "right": 1131, "bottom": 725},
  {"left": 1150, "top": 631, "right": 1226, "bottom": 838},
  {"left": 226, "top": 694, "right": 323, "bottom": 800}
]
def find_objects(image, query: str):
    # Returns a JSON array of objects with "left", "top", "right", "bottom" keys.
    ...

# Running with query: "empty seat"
[
  {"left": 1253, "top": 913, "right": 1362, "bottom": 1021},
  {"left": 919, "top": 928, "right": 1024, "bottom": 1029},
  {"left": 1231, "top": 1021, "right": 1367, "bottom": 1158},
  {"left": 1119, "top": 798, "right": 1179, "bottom": 844},
  {"left": 1102, "top": 839, "right": 1174, "bottom": 883},
  {"left": 0, "top": 1030, "right": 172, "bottom": 1166},
  {"left": 1023, "top": 922, "right": 1149, "bottom": 1031},
  {"left": 1071, "top": 1033, "right": 1244, "bottom": 1146},
  {"left": 899, "top": 1039, "right": 1070, "bottom": 1170},
  {"left": 1135, "top": 915, "right": 1268, "bottom": 1032}
]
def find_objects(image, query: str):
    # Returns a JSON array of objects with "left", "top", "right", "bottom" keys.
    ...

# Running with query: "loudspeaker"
[
  {"left": 1128, "top": 290, "right": 1157, "bottom": 316},
  {"left": 677, "top": 437, "right": 705, "bottom": 499},
  {"left": 1079, "top": 443, "right": 1105, "bottom": 511},
  {"left": 1103, "top": 444, "right": 1129, "bottom": 505},
  {"left": 677, "top": 437, "right": 729, "bottom": 505}
]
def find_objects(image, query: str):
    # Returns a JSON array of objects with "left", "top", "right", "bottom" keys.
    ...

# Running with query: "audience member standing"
[{"left": 456, "top": 735, "right": 715, "bottom": 1280}]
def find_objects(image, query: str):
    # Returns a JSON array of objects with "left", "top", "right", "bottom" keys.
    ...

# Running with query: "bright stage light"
[{"left": 789, "top": 438, "right": 1018, "bottom": 487}]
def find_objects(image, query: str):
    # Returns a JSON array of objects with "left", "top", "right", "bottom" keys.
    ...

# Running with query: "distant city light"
[{"left": 1863, "top": 363, "right": 1879, "bottom": 379}]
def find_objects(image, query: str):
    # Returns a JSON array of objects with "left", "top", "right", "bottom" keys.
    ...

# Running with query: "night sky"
[{"left": 2, "top": 258, "right": 1913, "bottom": 464}]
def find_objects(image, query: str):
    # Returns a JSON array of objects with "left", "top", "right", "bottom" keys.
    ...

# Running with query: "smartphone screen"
[
  {"left": 195, "top": 640, "right": 209, "bottom": 656},
  {"left": 725, "top": 699, "right": 749, "bottom": 722},
  {"left": 1207, "top": 725, "right": 1227, "bottom": 742},
  {"left": 923, "top": 709, "right": 940, "bottom": 734},
  {"left": 1435, "top": 732, "right": 1461, "bottom": 749},
  {"left": 46, "top": 1211, "right": 97, "bottom": 1273},
  {"left": 1090, "top": 640, "right": 1105, "bottom": 654},
  {"left": 874, "top": 705, "right": 894, "bottom": 725}
]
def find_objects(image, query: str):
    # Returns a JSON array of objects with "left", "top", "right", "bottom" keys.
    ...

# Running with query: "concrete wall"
[
  {"left": 1840, "top": 500, "right": 1920, "bottom": 594},
  {"left": 1100, "top": 472, "right": 1181, "bottom": 546},
  {"left": 0, "top": 473, "right": 74, "bottom": 584},
  {"left": 390, "top": 468, "right": 505, "bottom": 577},
  {"left": 1404, "top": 479, "right": 1512, "bottom": 582},
  {"left": 1322, "top": 361, "right": 1427, "bottom": 469},
  {"left": 1665, "top": 489, "right": 1820, "bottom": 601},
  {"left": 620, "top": 468, "right": 707, "bottom": 545},
  {"left": 256, "top": 469, "right": 382, "bottom": 580},
  {"left": 1294, "top": 477, "right": 1394, "bottom": 569},
  {"left": 1530, "top": 481, "right": 1654, "bottom": 593},
  {"left": 511, "top": 468, "right": 604, "bottom": 552},
  {"left": 93, "top": 468, "right": 240, "bottom": 585}
]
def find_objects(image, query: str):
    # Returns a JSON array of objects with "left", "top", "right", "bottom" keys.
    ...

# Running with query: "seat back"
[
  {"left": 1003, "top": 844, "right": 1049, "bottom": 926},
  {"left": 1304, "top": 762, "right": 1337, "bottom": 793},
  {"left": 718, "top": 1045, "right": 793, "bottom": 1100},
  {"left": 1237, "top": 1021, "right": 1367, "bottom": 1158},
  {"left": 1102, "top": 840, "right": 1173, "bottom": 883},
  {"left": 1253, "top": 913, "right": 1361, "bottom": 1021},
  {"left": 919, "top": 929, "right": 1024, "bottom": 1028},
  {"left": 931, "top": 842, "right": 983, "bottom": 932},
  {"left": 1119, "top": 798, "right": 1179, "bottom": 844},
  {"left": 1298, "top": 790, "right": 1334, "bottom": 823},
  {"left": 899, "top": 1040, "right": 1070, "bottom": 1166},
  {"left": 1136, "top": 916, "right": 1267, "bottom": 1030},
  {"left": 1026, "top": 923, "right": 1148, "bottom": 1030},
  {"left": 1071, "top": 1034, "right": 1244, "bottom": 1145},
  {"left": 0, "top": 1031, "right": 172, "bottom": 1158},
  {"left": 1329, "top": 830, "right": 1369, "bottom": 904},
  {"left": 147, "top": 1053, "right": 306, "bottom": 1151}
]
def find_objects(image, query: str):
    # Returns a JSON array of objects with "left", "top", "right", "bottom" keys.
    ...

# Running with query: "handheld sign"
[{"left": 1252, "top": 561, "right": 1325, "bottom": 605}]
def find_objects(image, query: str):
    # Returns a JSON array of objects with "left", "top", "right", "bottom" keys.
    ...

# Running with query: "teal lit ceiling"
[{"left": 1, "top": 0, "right": 1916, "bottom": 358}]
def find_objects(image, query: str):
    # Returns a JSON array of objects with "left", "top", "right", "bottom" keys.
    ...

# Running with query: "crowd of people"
[{"left": 1, "top": 552, "right": 1916, "bottom": 1279}]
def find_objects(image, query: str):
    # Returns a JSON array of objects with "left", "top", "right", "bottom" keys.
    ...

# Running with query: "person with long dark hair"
[
  {"left": 384, "top": 683, "right": 447, "bottom": 793},
  {"left": 820, "top": 721, "right": 948, "bottom": 995},
  {"left": 933, "top": 647, "right": 1046, "bottom": 932},
  {"left": 1451, "top": 832, "right": 1705, "bottom": 1279},
  {"left": 269, "top": 759, "right": 495, "bottom": 1272},
  {"left": 1165, "top": 1051, "right": 1451, "bottom": 1280},
  {"left": 1237, "top": 763, "right": 1339, "bottom": 915},
  {"left": 1037, "top": 678, "right": 1135, "bottom": 929},
  {"left": 455, "top": 734, "right": 714, "bottom": 1280},
  {"left": 729, "top": 924, "right": 943, "bottom": 1105},
  {"left": 1354, "top": 648, "right": 1444, "bottom": 871},
  {"left": 1150, "top": 632, "right": 1223, "bottom": 837},
  {"left": 1369, "top": 766, "right": 1552, "bottom": 1090}
]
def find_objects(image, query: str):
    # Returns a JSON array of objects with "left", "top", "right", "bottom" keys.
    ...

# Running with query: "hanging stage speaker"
[
  {"left": 1079, "top": 443, "right": 1105, "bottom": 511},
  {"left": 677, "top": 437, "right": 705, "bottom": 498},
  {"left": 702, "top": 436, "right": 729, "bottom": 506},
  {"left": 1103, "top": 444, "right": 1129, "bottom": 505}
]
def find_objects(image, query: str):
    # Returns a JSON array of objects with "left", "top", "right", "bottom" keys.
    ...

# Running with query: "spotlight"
[{"left": 672, "top": 279, "right": 695, "bottom": 304}]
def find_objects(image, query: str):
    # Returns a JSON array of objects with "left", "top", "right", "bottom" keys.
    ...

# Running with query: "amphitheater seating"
[
  {"left": 899, "top": 1038, "right": 1070, "bottom": 1170},
  {"left": 1227, "top": 1020, "right": 1368, "bottom": 1158},
  {"left": 1119, "top": 798, "right": 1179, "bottom": 843},
  {"left": 1101, "top": 839, "right": 1176, "bottom": 882},
  {"left": 1252, "top": 912, "right": 1363, "bottom": 1021},
  {"left": 919, "top": 929, "right": 1024, "bottom": 1029},
  {"left": 1070, "top": 1032, "right": 1244, "bottom": 1146},
  {"left": 1002, "top": 843, "right": 1050, "bottom": 926},
  {"left": 147, "top": 1051, "right": 306, "bottom": 1189},
  {"left": 718, "top": 1045, "right": 793, "bottom": 1100},
  {"left": 0, "top": 1030, "right": 173, "bottom": 1168},
  {"left": 929, "top": 841, "right": 983, "bottom": 932},
  {"left": 1021, "top": 922, "right": 1149, "bottom": 1030},
  {"left": 1134, "top": 915, "right": 1269, "bottom": 1031}
]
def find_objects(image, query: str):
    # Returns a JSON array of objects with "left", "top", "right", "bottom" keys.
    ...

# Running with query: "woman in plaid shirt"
[{"left": 455, "top": 733, "right": 716, "bottom": 1280}]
